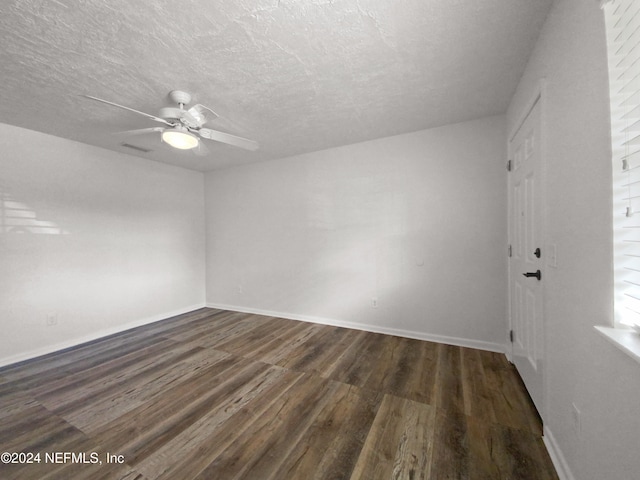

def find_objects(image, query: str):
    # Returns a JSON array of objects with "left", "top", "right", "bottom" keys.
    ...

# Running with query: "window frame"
[{"left": 603, "top": 0, "right": 640, "bottom": 329}]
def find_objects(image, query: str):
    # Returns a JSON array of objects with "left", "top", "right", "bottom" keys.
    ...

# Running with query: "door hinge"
[
  {"left": 509, "top": 330, "right": 514, "bottom": 342},
  {"left": 507, "top": 159, "right": 512, "bottom": 172},
  {"left": 508, "top": 244, "right": 512, "bottom": 258}
]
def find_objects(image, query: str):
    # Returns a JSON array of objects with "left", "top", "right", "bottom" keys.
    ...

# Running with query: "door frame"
[{"left": 507, "top": 79, "right": 547, "bottom": 420}]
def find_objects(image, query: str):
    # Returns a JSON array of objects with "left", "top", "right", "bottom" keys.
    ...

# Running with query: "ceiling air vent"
[{"left": 120, "top": 143, "right": 152, "bottom": 153}]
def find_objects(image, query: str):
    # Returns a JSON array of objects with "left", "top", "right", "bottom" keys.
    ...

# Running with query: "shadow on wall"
[{"left": 0, "top": 185, "right": 69, "bottom": 235}]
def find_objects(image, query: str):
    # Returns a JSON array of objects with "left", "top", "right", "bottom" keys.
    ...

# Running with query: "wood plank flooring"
[{"left": 0, "top": 308, "right": 558, "bottom": 479}]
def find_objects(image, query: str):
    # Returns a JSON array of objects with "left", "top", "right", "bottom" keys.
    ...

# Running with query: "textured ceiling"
[{"left": 0, "top": 0, "right": 552, "bottom": 171}]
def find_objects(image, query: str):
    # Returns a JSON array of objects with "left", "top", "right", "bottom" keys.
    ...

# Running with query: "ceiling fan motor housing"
[{"left": 158, "top": 107, "right": 183, "bottom": 121}]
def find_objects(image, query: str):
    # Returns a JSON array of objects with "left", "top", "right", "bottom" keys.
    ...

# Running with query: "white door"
[{"left": 508, "top": 96, "right": 544, "bottom": 418}]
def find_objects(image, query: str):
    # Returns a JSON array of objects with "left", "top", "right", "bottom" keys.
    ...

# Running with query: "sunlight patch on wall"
[{"left": 1, "top": 188, "right": 69, "bottom": 235}]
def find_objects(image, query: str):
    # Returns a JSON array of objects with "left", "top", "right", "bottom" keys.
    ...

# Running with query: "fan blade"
[
  {"left": 81, "top": 95, "right": 173, "bottom": 126},
  {"left": 180, "top": 110, "right": 201, "bottom": 128},
  {"left": 193, "top": 140, "right": 210, "bottom": 156},
  {"left": 187, "top": 104, "right": 219, "bottom": 126},
  {"left": 198, "top": 128, "right": 258, "bottom": 151},
  {"left": 112, "top": 127, "right": 164, "bottom": 136}
]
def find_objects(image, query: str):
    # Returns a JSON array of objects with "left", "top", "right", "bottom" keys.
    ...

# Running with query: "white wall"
[
  {"left": 507, "top": 1, "right": 640, "bottom": 479},
  {"left": 205, "top": 116, "right": 507, "bottom": 350},
  {"left": 0, "top": 123, "right": 206, "bottom": 366}
]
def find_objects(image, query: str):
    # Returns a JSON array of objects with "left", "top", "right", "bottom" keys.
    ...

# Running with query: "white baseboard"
[
  {"left": 0, "top": 303, "right": 207, "bottom": 368},
  {"left": 206, "top": 302, "right": 506, "bottom": 354},
  {"left": 543, "top": 426, "right": 576, "bottom": 480},
  {"left": 1, "top": 301, "right": 506, "bottom": 368}
]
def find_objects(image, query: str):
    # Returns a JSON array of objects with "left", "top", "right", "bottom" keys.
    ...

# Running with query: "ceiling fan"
[{"left": 81, "top": 90, "right": 258, "bottom": 152}]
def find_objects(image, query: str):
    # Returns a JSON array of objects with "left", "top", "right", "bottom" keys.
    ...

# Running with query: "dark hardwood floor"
[{"left": 0, "top": 308, "right": 558, "bottom": 479}]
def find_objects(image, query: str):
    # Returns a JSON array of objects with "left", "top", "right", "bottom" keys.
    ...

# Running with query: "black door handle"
[{"left": 523, "top": 270, "right": 541, "bottom": 281}]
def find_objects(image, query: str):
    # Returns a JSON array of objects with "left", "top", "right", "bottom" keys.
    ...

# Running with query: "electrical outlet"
[
  {"left": 46, "top": 314, "right": 58, "bottom": 326},
  {"left": 372, "top": 297, "right": 378, "bottom": 308}
]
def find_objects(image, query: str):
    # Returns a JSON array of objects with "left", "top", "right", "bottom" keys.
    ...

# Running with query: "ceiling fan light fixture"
[{"left": 162, "top": 128, "right": 199, "bottom": 150}]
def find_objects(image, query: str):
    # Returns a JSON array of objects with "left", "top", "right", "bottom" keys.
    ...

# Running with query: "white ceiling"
[{"left": 0, "top": 0, "right": 552, "bottom": 171}]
